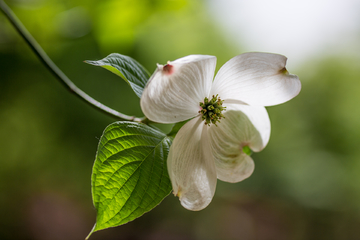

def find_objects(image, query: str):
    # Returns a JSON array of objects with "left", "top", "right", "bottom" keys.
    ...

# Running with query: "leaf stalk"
[{"left": 0, "top": 0, "right": 148, "bottom": 123}]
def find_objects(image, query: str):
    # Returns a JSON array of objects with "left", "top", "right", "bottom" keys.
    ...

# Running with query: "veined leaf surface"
[
  {"left": 85, "top": 53, "right": 150, "bottom": 98},
  {"left": 89, "top": 121, "right": 172, "bottom": 237}
]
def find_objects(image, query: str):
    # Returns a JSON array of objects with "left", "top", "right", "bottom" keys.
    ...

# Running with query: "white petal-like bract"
[
  {"left": 208, "top": 104, "right": 270, "bottom": 182},
  {"left": 211, "top": 52, "right": 301, "bottom": 106},
  {"left": 223, "top": 103, "right": 271, "bottom": 152},
  {"left": 141, "top": 55, "right": 216, "bottom": 123},
  {"left": 167, "top": 117, "right": 217, "bottom": 210}
]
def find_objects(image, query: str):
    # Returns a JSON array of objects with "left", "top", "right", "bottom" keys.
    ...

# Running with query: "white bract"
[{"left": 140, "top": 53, "right": 301, "bottom": 211}]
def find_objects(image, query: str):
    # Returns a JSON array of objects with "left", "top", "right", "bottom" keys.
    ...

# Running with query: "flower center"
[{"left": 199, "top": 94, "right": 226, "bottom": 126}]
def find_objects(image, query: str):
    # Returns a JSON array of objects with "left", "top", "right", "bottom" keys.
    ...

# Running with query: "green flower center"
[{"left": 199, "top": 94, "right": 226, "bottom": 126}]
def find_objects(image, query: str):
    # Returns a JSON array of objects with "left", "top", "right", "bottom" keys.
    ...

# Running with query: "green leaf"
[
  {"left": 89, "top": 121, "right": 172, "bottom": 237},
  {"left": 85, "top": 53, "right": 151, "bottom": 98}
]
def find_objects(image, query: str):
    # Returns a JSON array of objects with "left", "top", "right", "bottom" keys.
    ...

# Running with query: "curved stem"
[{"left": 0, "top": 0, "right": 148, "bottom": 123}]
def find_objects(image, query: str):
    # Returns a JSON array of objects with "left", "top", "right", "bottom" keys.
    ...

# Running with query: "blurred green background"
[{"left": 1, "top": 0, "right": 360, "bottom": 239}]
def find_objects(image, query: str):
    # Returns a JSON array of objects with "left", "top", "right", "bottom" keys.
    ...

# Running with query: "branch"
[{"left": 0, "top": 0, "right": 146, "bottom": 123}]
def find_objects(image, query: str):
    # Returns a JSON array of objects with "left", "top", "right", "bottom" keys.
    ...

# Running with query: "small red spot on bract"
[{"left": 163, "top": 64, "right": 174, "bottom": 75}]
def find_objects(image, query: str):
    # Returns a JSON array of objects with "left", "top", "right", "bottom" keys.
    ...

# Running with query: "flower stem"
[{"left": 0, "top": 0, "right": 148, "bottom": 123}]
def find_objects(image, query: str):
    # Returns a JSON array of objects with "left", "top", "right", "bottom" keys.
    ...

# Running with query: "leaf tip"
[{"left": 84, "top": 60, "right": 94, "bottom": 65}]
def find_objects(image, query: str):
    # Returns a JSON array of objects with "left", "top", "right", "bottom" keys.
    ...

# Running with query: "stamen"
[{"left": 199, "top": 94, "right": 226, "bottom": 126}]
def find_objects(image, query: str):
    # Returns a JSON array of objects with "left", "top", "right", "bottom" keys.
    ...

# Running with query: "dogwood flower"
[{"left": 140, "top": 53, "right": 301, "bottom": 211}]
